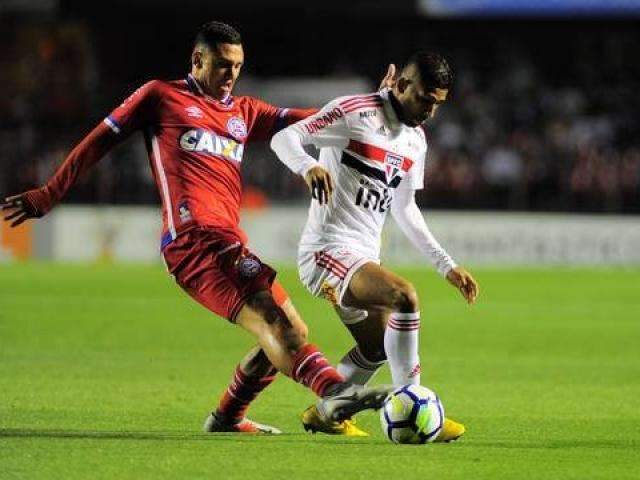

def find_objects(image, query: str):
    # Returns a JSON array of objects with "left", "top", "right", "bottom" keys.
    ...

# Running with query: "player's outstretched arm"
[
  {"left": 1, "top": 121, "right": 120, "bottom": 227},
  {"left": 391, "top": 185, "right": 457, "bottom": 275},
  {"left": 391, "top": 185, "right": 479, "bottom": 304}
]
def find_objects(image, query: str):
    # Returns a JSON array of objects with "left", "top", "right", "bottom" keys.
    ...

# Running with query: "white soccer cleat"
[{"left": 316, "top": 384, "right": 393, "bottom": 423}]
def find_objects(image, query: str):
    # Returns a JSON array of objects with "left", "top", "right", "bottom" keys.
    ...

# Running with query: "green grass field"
[{"left": 1, "top": 263, "right": 639, "bottom": 479}]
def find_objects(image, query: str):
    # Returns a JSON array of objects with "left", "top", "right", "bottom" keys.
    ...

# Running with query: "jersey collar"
[{"left": 185, "top": 73, "right": 234, "bottom": 107}]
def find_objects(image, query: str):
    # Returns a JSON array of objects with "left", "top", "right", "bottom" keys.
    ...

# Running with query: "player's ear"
[{"left": 192, "top": 50, "right": 203, "bottom": 69}]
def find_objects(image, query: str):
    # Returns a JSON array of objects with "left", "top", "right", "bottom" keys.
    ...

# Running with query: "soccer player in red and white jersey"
[
  {"left": 272, "top": 52, "right": 480, "bottom": 439},
  {"left": 1, "top": 21, "right": 393, "bottom": 434}
]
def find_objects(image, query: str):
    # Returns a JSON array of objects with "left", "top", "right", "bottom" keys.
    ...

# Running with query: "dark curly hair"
[
  {"left": 194, "top": 21, "right": 242, "bottom": 49},
  {"left": 406, "top": 52, "right": 454, "bottom": 90}
]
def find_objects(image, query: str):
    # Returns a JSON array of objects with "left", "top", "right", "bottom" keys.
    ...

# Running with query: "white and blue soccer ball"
[{"left": 380, "top": 384, "right": 444, "bottom": 444}]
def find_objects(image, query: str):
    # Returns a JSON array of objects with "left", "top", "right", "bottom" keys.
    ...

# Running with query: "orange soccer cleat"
[{"left": 203, "top": 412, "right": 282, "bottom": 434}]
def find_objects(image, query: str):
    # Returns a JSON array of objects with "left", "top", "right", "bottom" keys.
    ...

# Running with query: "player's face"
[
  {"left": 193, "top": 43, "right": 244, "bottom": 100},
  {"left": 395, "top": 71, "right": 448, "bottom": 127}
]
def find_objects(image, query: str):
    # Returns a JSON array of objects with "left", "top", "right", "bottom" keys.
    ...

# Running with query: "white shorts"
[{"left": 298, "top": 246, "right": 378, "bottom": 325}]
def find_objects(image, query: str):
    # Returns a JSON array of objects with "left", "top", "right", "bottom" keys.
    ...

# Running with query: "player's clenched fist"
[
  {"left": 304, "top": 166, "right": 334, "bottom": 206},
  {"left": 446, "top": 266, "right": 480, "bottom": 304},
  {"left": 0, "top": 192, "right": 42, "bottom": 228}
]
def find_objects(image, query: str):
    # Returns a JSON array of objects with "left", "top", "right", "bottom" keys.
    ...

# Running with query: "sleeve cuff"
[
  {"left": 23, "top": 187, "right": 53, "bottom": 217},
  {"left": 103, "top": 116, "right": 122, "bottom": 134},
  {"left": 299, "top": 159, "right": 319, "bottom": 178},
  {"left": 438, "top": 261, "right": 457, "bottom": 277}
]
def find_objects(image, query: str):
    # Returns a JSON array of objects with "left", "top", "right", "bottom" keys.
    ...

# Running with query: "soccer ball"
[{"left": 380, "top": 384, "right": 444, "bottom": 444}]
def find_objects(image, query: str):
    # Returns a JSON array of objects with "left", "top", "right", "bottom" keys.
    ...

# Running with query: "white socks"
[
  {"left": 337, "top": 311, "right": 421, "bottom": 387},
  {"left": 384, "top": 311, "right": 421, "bottom": 386},
  {"left": 337, "top": 345, "right": 386, "bottom": 385}
]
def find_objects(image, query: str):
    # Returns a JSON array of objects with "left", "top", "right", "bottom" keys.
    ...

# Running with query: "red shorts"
[{"left": 162, "top": 227, "right": 289, "bottom": 322}]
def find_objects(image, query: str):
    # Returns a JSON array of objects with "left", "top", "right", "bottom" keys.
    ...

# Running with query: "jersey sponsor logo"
[
  {"left": 179, "top": 129, "right": 244, "bottom": 163},
  {"left": 227, "top": 116, "right": 247, "bottom": 141},
  {"left": 359, "top": 110, "right": 377, "bottom": 118},
  {"left": 304, "top": 107, "right": 343, "bottom": 135},
  {"left": 355, "top": 179, "right": 393, "bottom": 213},
  {"left": 185, "top": 106, "right": 203, "bottom": 118},
  {"left": 384, "top": 152, "right": 403, "bottom": 184},
  {"left": 376, "top": 126, "right": 387, "bottom": 136}
]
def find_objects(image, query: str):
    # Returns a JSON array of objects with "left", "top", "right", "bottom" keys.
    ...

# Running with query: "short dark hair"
[
  {"left": 406, "top": 52, "right": 454, "bottom": 90},
  {"left": 194, "top": 21, "right": 242, "bottom": 49}
]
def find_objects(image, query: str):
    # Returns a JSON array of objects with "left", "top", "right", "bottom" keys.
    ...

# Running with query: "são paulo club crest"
[
  {"left": 227, "top": 116, "right": 247, "bottom": 141},
  {"left": 384, "top": 152, "right": 404, "bottom": 184}
]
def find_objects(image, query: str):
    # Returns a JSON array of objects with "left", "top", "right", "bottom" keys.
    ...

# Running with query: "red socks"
[
  {"left": 291, "top": 344, "right": 344, "bottom": 397},
  {"left": 216, "top": 344, "right": 344, "bottom": 420},
  {"left": 216, "top": 366, "right": 277, "bottom": 421}
]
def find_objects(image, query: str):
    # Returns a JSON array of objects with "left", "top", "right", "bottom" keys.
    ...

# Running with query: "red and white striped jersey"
[{"left": 273, "top": 89, "right": 428, "bottom": 259}]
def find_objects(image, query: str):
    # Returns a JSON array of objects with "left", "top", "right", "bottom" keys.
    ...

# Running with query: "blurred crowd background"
[{"left": 1, "top": 1, "right": 639, "bottom": 213}]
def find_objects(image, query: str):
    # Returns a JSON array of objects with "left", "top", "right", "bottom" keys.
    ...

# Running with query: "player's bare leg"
[
  {"left": 206, "top": 296, "right": 315, "bottom": 434},
  {"left": 235, "top": 290, "right": 392, "bottom": 424},
  {"left": 339, "top": 306, "right": 389, "bottom": 384},
  {"left": 342, "top": 263, "right": 464, "bottom": 441},
  {"left": 235, "top": 293, "right": 309, "bottom": 376},
  {"left": 343, "top": 305, "right": 464, "bottom": 442},
  {"left": 343, "top": 262, "right": 422, "bottom": 386}
]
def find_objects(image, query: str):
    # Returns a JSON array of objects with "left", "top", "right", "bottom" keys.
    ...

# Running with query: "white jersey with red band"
[{"left": 271, "top": 88, "right": 456, "bottom": 276}]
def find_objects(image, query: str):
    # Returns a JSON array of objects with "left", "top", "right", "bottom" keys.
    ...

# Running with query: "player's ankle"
[{"left": 213, "top": 410, "right": 242, "bottom": 425}]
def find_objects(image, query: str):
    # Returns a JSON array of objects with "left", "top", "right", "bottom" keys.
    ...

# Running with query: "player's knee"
[
  {"left": 247, "top": 292, "right": 308, "bottom": 350},
  {"left": 390, "top": 281, "right": 419, "bottom": 313}
]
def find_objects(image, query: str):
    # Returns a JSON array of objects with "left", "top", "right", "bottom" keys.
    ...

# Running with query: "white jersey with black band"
[{"left": 271, "top": 88, "right": 456, "bottom": 276}]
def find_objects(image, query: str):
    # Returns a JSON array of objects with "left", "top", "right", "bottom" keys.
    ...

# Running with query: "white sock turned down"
[{"left": 337, "top": 345, "right": 386, "bottom": 386}]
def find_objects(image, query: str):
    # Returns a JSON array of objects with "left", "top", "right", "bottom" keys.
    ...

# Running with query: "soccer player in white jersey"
[{"left": 271, "top": 52, "right": 479, "bottom": 440}]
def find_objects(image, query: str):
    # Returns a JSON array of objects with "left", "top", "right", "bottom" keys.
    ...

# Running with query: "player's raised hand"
[
  {"left": 304, "top": 166, "right": 334, "bottom": 206},
  {"left": 1, "top": 193, "right": 40, "bottom": 227},
  {"left": 446, "top": 266, "right": 479, "bottom": 304},
  {"left": 379, "top": 64, "right": 397, "bottom": 90}
]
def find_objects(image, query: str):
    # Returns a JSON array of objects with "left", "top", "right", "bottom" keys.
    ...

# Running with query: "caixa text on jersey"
[{"left": 179, "top": 128, "right": 244, "bottom": 163}]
